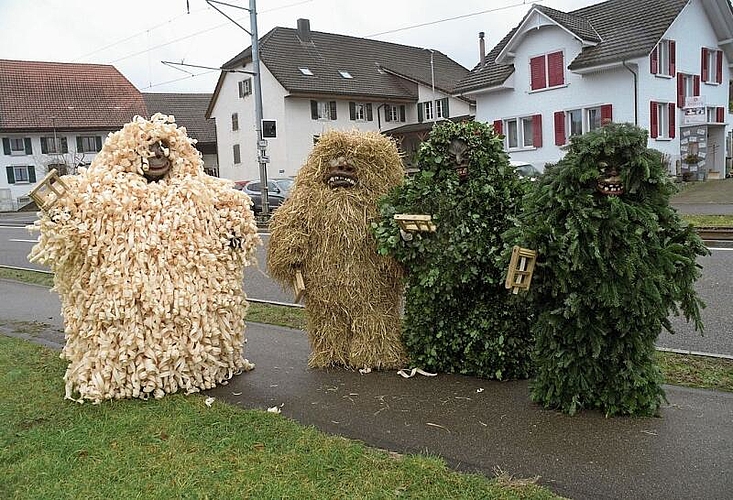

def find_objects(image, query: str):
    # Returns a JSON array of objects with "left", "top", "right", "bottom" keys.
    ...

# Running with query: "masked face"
[
  {"left": 143, "top": 140, "right": 171, "bottom": 182},
  {"left": 596, "top": 161, "right": 624, "bottom": 196},
  {"left": 323, "top": 156, "right": 358, "bottom": 189},
  {"left": 448, "top": 139, "right": 469, "bottom": 181}
]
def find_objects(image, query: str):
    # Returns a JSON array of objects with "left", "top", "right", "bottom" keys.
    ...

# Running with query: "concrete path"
[{"left": 1, "top": 279, "right": 732, "bottom": 499}]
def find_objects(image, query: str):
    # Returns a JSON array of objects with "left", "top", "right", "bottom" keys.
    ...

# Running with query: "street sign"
[
  {"left": 258, "top": 139, "right": 268, "bottom": 149},
  {"left": 262, "top": 119, "right": 277, "bottom": 138},
  {"left": 258, "top": 155, "right": 270, "bottom": 163}
]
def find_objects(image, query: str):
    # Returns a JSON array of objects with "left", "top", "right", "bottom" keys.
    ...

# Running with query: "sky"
[{"left": 0, "top": 0, "right": 601, "bottom": 94}]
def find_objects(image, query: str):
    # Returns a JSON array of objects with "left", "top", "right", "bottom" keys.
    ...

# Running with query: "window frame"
[
  {"left": 423, "top": 101, "right": 434, "bottom": 121},
  {"left": 238, "top": 78, "right": 252, "bottom": 98},
  {"left": 503, "top": 115, "right": 538, "bottom": 150},
  {"left": 233, "top": 143, "right": 241, "bottom": 164},
  {"left": 232, "top": 112, "right": 239, "bottom": 131},
  {"left": 9, "top": 138, "right": 26, "bottom": 155},
  {"left": 13, "top": 165, "right": 31, "bottom": 183},
  {"left": 41, "top": 136, "right": 67, "bottom": 154},
  {"left": 77, "top": 135, "right": 101, "bottom": 153},
  {"left": 530, "top": 50, "right": 565, "bottom": 91}
]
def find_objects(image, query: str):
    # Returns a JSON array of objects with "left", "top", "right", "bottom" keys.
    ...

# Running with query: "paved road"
[
  {"left": 4, "top": 218, "right": 731, "bottom": 357},
  {"left": 1, "top": 278, "right": 731, "bottom": 500}
]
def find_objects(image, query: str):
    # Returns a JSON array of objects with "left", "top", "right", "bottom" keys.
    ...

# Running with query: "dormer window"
[
  {"left": 338, "top": 70, "right": 353, "bottom": 79},
  {"left": 530, "top": 51, "right": 564, "bottom": 91},
  {"left": 299, "top": 67, "right": 313, "bottom": 76}
]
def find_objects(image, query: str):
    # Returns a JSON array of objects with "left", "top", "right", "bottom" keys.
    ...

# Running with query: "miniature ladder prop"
[
  {"left": 505, "top": 246, "right": 537, "bottom": 294},
  {"left": 28, "top": 169, "right": 69, "bottom": 214}
]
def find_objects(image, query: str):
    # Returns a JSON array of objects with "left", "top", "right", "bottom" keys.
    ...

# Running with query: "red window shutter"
[
  {"left": 716, "top": 50, "right": 723, "bottom": 84},
  {"left": 493, "top": 120, "right": 503, "bottom": 135},
  {"left": 530, "top": 56, "right": 546, "bottom": 90},
  {"left": 716, "top": 106, "right": 725, "bottom": 123},
  {"left": 650, "top": 46, "right": 659, "bottom": 74},
  {"left": 668, "top": 103, "right": 676, "bottom": 138},
  {"left": 600, "top": 104, "right": 613, "bottom": 125},
  {"left": 554, "top": 111, "right": 566, "bottom": 146},
  {"left": 677, "top": 74, "right": 685, "bottom": 108},
  {"left": 532, "top": 114, "right": 543, "bottom": 147},
  {"left": 701, "top": 48, "right": 709, "bottom": 82},
  {"left": 669, "top": 40, "right": 676, "bottom": 76},
  {"left": 650, "top": 101, "right": 658, "bottom": 138},
  {"left": 694, "top": 75, "right": 701, "bottom": 96},
  {"left": 547, "top": 51, "right": 564, "bottom": 87}
]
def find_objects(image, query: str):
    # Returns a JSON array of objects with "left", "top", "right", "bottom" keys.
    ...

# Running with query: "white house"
[
  {"left": 205, "top": 19, "right": 475, "bottom": 182},
  {"left": 455, "top": 0, "right": 733, "bottom": 178},
  {"left": 0, "top": 59, "right": 148, "bottom": 210}
]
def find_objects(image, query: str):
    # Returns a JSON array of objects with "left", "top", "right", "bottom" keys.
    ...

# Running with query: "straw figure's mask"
[
  {"left": 596, "top": 161, "right": 624, "bottom": 196},
  {"left": 323, "top": 155, "right": 358, "bottom": 189},
  {"left": 448, "top": 138, "right": 469, "bottom": 181}
]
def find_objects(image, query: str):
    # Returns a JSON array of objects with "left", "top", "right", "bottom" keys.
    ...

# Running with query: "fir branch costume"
[
  {"left": 267, "top": 130, "right": 406, "bottom": 370},
  {"left": 506, "top": 123, "right": 708, "bottom": 416},
  {"left": 374, "top": 121, "right": 533, "bottom": 379}
]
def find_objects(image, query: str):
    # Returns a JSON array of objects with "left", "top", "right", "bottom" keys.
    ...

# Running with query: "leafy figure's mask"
[
  {"left": 596, "top": 161, "right": 624, "bottom": 196},
  {"left": 449, "top": 139, "right": 469, "bottom": 181},
  {"left": 143, "top": 140, "right": 171, "bottom": 182},
  {"left": 324, "top": 156, "right": 358, "bottom": 189}
]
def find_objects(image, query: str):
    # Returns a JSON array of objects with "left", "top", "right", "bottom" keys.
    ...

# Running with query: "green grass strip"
[{"left": 0, "top": 336, "right": 556, "bottom": 500}]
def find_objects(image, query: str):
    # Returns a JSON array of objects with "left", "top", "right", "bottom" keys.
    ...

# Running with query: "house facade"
[
  {"left": 206, "top": 19, "right": 474, "bottom": 182},
  {"left": 0, "top": 59, "right": 148, "bottom": 210},
  {"left": 455, "top": 0, "right": 733, "bottom": 178}
]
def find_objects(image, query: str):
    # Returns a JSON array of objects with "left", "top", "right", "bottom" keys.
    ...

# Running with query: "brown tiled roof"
[
  {"left": 143, "top": 93, "right": 216, "bottom": 144},
  {"left": 220, "top": 26, "right": 470, "bottom": 100},
  {"left": 0, "top": 59, "right": 147, "bottom": 132},
  {"left": 455, "top": 0, "right": 688, "bottom": 94}
]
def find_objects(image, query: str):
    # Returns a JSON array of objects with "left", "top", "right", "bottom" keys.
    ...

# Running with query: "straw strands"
[
  {"left": 267, "top": 130, "right": 406, "bottom": 370},
  {"left": 29, "top": 114, "right": 261, "bottom": 403}
]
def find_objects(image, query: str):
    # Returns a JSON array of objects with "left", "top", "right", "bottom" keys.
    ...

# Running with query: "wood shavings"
[{"left": 28, "top": 113, "right": 261, "bottom": 404}]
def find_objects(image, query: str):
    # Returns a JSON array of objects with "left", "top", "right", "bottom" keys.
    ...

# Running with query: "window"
[
  {"left": 349, "top": 102, "right": 373, "bottom": 121},
  {"left": 313, "top": 135, "right": 320, "bottom": 145},
  {"left": 707, "top": 106, "right": 726, "bottom": 123},
  {"left": 238, "top": 78, "right": 252, "bottom": 98},
  {"left": 41, "top": 136, "right": 68, "bottom": 154},
  {"left": 338, "top": 70, "right": 353, "bottom": 79},
  {"left": 204, "top": 166, "right": 219, "bottom": 177},
  {"left": 76, "top": 136, "right": 102, "bottom": 153},
  {"left": 232, "top": 113, "right": 239, "bottom": 131},
  {"left": 3, "top": 137, "right": 31, "bottom": 156},
  {"left": 503, "top": 115, "right": 542, "bottom": 149},
  {"left": 649, "top": 101, "right": 675, "bottom": 139},
  {"left": 677, "top": 73, "right": 700, "bottom": 107},
  {"left": 233, "top": 144, "right": 241, "bottom": 164},
  {"left": 5, "top": 165, "right": 36, "bottom": 184},
  {"left": 530, "top": 51, "right": 564, "bottom": 91},
  {"left": 385, "top": 105, "right": 406, "bottom": 123},
  {"left": 650, "top": 39, "right": 675, "bottom": 77},
  {"left": 423, "top": 101, "right": 434, "bottom": 121},
  {"left": 701, "top": 48, "right": 723, "bottom": 84},
  {"left": 553, "top": 105, "right": 612, "bottom": 145},
  {"left": 298, "top": 67, "right": 313, "bottom": 76},
  {"left": 435, "top": 98, "right": 449, "bottom": 119},
  {"left": 310, "top": 100, "right": 337, "bottom": 121}
]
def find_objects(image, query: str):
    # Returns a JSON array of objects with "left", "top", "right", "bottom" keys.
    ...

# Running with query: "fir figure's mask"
[
  {"left": 596, "top": 161, "right": 624, "bottom": 196},
  {"left": 143, "top": 140, "right": 171, "bottom": 182},
  {"left": 324, "top": 156, "right": 358, "bottom": 189},
  {"left": 449, "top": 139, "right": 469, "bottom": 181}
]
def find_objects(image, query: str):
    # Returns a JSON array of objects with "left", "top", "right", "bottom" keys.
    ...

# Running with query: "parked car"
[
  {"left": 510, "top": 160, "right": 542, "bottom": 180},
  {"left": 237, "top": 178, "right": 294, "bottom": 215}
]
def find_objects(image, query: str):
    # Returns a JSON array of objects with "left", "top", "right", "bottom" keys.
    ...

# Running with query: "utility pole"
[
  {"left": 249, "top": 0, "right": 270, "bottom": 217},
  {"left": 204, "top": 0, "right": 270, "bottom": 216}
]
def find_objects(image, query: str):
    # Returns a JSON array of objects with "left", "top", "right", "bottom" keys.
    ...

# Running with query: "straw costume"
[
  {"left": 267, "top": 130, "right": 406, "bottom": 370},
  {"left": 29, "top": 113, "right": 260, "bottom": 403}
]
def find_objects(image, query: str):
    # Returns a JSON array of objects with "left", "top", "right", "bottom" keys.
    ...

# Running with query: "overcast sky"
[{"left": 0, "top": 0, "right": 600, "bottom": 94}]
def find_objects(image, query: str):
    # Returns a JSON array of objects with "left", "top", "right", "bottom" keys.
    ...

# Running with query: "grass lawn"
[
  {"left": 681, "top": 214, "right": 733, "bottom": 227},
  {"left": 0, "top": 335, "right": 556, "bottom": 500}
]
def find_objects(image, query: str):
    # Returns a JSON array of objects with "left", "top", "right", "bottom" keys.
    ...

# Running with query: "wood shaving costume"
[
  {"left": 29, "top": 114, "right": 260, "bottom": 403},
  {"left": 267, "top": 130, "right": 406, "bottom": 370}
]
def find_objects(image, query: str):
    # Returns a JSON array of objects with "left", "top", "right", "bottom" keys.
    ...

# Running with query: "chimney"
[
  {"left": 297, "top": 18, "right": 312, "bottom": 43},
  {"left": 479, "top": 32, "right": 486, "bottom": 66}
]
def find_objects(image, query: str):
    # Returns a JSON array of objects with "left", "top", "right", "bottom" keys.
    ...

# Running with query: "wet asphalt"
[{"left": 1, "top": 279, "right": 732, "bottom": 500}]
